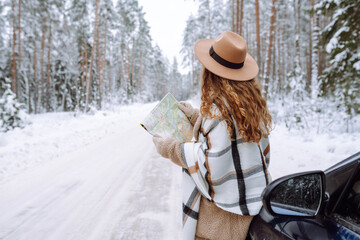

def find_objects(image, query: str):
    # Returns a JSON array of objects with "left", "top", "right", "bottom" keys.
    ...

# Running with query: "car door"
[
  {"left": 326, "top": 165, "right": 360, "bottom": 239},
  {"left": 249, "top": 171, "right": 331, "bottom": 239},
  {"left": 248, "top": 154, "right": 360, "bottom": 239}
]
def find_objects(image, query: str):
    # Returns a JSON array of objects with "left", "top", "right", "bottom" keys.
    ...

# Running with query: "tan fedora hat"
[{"left": 194, "top": 30, "right": 258, "bottom": 81}]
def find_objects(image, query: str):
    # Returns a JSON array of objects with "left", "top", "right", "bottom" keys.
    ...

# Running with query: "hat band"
[{"left": 209, "top": 46, "right": 244, "bottom": 69}]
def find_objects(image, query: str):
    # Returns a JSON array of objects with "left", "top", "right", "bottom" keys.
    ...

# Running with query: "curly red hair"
[{"left": 200, "top": 68, "right": 272, "bottom": 143}]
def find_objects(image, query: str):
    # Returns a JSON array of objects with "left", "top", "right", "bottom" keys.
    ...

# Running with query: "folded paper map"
[{"left": 140, "top": 93, "right": 193, "bottom": 142}]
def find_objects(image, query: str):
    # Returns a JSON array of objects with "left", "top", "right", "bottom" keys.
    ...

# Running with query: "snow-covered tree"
[
  {"left": 318, "top": 0, "right": 360, "bottom": 116},
  {"left": 0, "top": 0, "right": 181, "bottom": 111},
  {"left": 181, "top": 0, "right": 230, "bottom": 91},
  {"left": 169, "top": 58, "right": 183, "bottom": 100},
  {"left": 0, "top": 78, "right": 27, "bottom": 132},
  {"left": 181, "top": 14, "right": 201, "bottom": 89}
]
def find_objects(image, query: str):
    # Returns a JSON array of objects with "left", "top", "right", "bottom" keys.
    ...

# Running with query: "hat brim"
[{"left": 194, "top": 39, "right": 259, "bottom": 81}]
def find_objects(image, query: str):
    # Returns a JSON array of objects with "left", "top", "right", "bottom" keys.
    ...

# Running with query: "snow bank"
[
  {"left": 269, "top": 123, "right": 359, "bottom": 180},
  {"left": 0, "top": 103, "right": 157, "bottom": 183}
]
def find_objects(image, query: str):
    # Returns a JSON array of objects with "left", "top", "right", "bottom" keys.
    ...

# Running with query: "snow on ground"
[
  {"left": 0, "top": 103, "right": 182, "bottom": 240},
  {"left": 0, "top": 102, "right": 359, "bottom": 240},
  {"left": 269, "top": 123, "right": 359, "bottom": 179},
  {"left": 0, "top": 103, "right": 154, "bottom": 182}
]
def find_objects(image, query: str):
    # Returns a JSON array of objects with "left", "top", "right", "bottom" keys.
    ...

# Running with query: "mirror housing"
[{"left": 262, "top": 171, "right": 326, "bottom": 217}]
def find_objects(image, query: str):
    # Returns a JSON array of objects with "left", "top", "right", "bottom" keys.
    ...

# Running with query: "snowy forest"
[
  {"left": 181, "top": 0, "right": 359, "bottom": 132},
  {"left": 0, "top": 0, "right": 359, "bottom": 133},
  {"left": 0, "top": 1, "right": 359, "bottom": 238}
]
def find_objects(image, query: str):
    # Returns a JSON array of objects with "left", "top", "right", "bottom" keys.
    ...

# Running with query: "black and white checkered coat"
[{"left": 181, "top": 115, "right": 270, "bottom": 240}]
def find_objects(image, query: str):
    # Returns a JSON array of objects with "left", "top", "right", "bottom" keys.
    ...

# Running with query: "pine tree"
[
  {"left": 181, "top": 14, "right": 200, "bottom": 88},
  {"left": 0, "top": 78, "right": 26, "bottom": 132},
  {"left": 318, "top": 0, "right": 360, "bottom": 116},
  {"left": 148, "top": 45, "right": 170, "bottom": 99}
]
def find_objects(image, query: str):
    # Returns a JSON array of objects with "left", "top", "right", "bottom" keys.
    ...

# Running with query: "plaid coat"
[{"left": 181, "top": 115, "right": 270, "bottom": 240}]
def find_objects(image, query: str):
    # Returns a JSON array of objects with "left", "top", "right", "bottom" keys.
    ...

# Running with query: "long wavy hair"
[{"left": 200, "top": 68, "right": 272, "bottom": 143}]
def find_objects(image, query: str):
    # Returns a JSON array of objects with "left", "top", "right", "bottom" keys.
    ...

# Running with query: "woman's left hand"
[{"left": 179, "top": 102, "right": 200, "bottom": 126}]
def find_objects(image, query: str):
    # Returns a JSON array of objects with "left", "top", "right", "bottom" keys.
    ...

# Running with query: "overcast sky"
[{"left": 137, "top": 0, "right": 198, "bottom": 73}]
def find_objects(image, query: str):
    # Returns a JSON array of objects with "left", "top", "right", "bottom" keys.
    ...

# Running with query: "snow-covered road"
[
  {"left": 0, "top": 103, "right": 182, "bottom": 240},
  {"left": 0, "top": 102, "right": 358, "bottom": 240}
]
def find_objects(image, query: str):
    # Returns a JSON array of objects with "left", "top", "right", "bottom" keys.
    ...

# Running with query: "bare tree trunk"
[
  {"left": 78, "top": 42, "right": 88, "bottom": 110},
  {"left": 246, "top": 22, "right": 250, "bottom": 51},
  {"left": 272, "top": 41, "right": 276, "bottom": 86},
  {"left": 296, "top": 0, "right": 301, "bottom": 65},
  {"left": 261, "top": 35, "right": 265, "bottom": 77},
  {"left": 131, "top": 37, "right": 135, "bottom": 89},
  {"left": 11, "top": 0, "right": 17, "bottom": 94},
  {"left": 283, "top": 2, "right": 288, "bottom": 80},
  {"left": 232, "top": 0, "right": 235, "bottom": 32},
  {"left": 96, "top": 19, "right": 102, "bottom": 106},
  {"left": 85, "top": 0, "right": 100, "bottom": 111},
  {"left": 239, "top": 0, "right": 244, "bottom": 35},
  {"left": 34, "top": 34, "right": 38, "bottom": 113},
  {"left": 18, "top": 0, "right": 21, "bottom": 66},
  {"left": 103, "top": 17, "right": 108, "bottom": 93},
  {"left": 139, "top": 52, "right": 143, "bottom": 92},
  {"left": 255, "top": 0, "right": 261, "bottom": 75},
  {"left": 120, "top": 43, "right": 125, "bottom": 89},
  {"left": 81, "top": 42, "right": 88, "bottom": 83},
  {"left": 277, "top": 26, "right": 282, "bottom": 93},
  {"left": 46, "top": 20, "right": 52, "bottom": 111},
  {"left": 40, "top": 18, "right": 47, "bottom": 110},
  {"left": 264, "top": 0, "right": 277, "bottom": 97},
  {"left": 236, "top": 0, "right": 239, "bottom": 34},
  {"left": 108, "top": 51, "right": 112, "bottom": 95},
  {"left": 306, "top": 47, "right": 311, "bottom": 91},
  {"left": 127, "top": 46, "right": 130, "bottom": 92},
  {"left": 96, "top": 22, "right": 101, "bottom": 82},
  {"left": 307, "top": 1, "right": 313, "bottom": 93},
  {"left": 18, "top": 0, "right": 21, "bottom": 98}
]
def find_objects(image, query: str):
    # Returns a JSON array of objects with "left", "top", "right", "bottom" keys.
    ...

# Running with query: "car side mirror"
[{"left": 262, "top": 171, "right": 326, "bottom": 217}]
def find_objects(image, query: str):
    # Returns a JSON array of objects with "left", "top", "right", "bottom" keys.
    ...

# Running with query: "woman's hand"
[
  {"left": 179, "top": 102, "right": 200, "bottom": 126},
  {"left": 152, "top": 135, "right": 187, "bottom": 168},
  {"left": 152, "top": 134, "right": 173, "bottom": 159}
]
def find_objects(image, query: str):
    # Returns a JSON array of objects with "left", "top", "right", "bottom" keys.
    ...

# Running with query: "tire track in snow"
[{"left": 111, "top": 151, "right": 182, "bottom": 240}]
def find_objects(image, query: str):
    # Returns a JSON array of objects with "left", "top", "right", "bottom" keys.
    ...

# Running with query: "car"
[{"left": 248, "top": 151, "right": 360, "bottom": 240}]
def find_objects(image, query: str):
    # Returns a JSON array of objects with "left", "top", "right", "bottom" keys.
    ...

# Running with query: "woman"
[{"left": 153, "top": 30, "right": 272, "bottom": 240}]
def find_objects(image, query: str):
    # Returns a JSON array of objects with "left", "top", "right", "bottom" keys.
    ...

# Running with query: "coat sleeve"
[
  {"left": 167, "top": 138, "right": 188, "bottom": 168},
  {"left": 153, "top": 136, "right": 188, "bottom": 168},
  {"left": 180, "top": 118, "right": 227, "bottom": 200}
]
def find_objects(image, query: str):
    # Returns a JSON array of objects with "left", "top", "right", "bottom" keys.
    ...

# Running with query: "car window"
[
  {"left": 270, "top": 174, "right": 322, "bottom": 216},
  {"left": 336, "top": 173, "right": 360, "bottom": 226}
]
